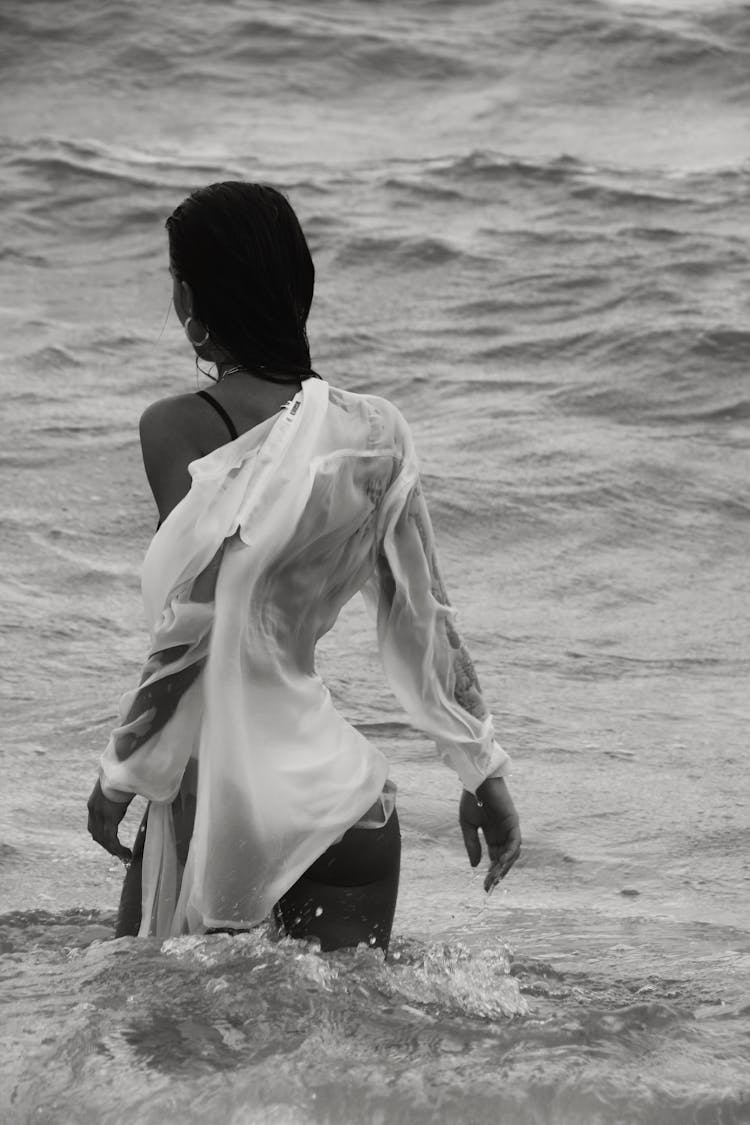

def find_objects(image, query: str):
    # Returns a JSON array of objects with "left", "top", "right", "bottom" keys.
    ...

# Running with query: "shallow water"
[
  {"left": 1, "top": 0, "right": 749, "bottom": 1121},
  {"left": 3, "top": 903, "right": 749, "bottom": 1124}
]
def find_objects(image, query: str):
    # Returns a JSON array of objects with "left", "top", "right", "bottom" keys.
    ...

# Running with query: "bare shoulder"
[
  {"left": 139, "top": 392, "right": 212, "bottom": 465},
  {"left": 139, "top": 392, "right": 204, "bottom": 445},
  {"left": 138, "top": 393, "right": 209, "bottom": 522}
]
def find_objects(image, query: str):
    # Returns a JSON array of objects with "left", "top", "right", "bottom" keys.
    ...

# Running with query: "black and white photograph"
[{"left": 1, "top": 1, "right": 748, "bottom": 1122}]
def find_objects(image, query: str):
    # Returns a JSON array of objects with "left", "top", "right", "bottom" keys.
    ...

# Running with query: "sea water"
[{"left": 1, "top": 1, "right": 749, "bottom": 1121}]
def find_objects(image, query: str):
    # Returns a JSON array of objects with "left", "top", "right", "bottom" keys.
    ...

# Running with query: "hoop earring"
[{"left": 185, "top": 316, "right": 210, "bottom": 348}]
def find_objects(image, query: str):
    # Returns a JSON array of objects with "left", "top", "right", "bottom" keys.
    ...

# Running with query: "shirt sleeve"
[
  {"left": 361, "top": 418, "right": 510, "bottom": 793},
  {"left": 98, "top": 548, "right": 223, "bottom": 803}
]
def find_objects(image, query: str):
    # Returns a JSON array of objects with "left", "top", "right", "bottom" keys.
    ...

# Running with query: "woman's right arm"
[
  {"left": 87, "top": 399, "right": 220, "bottom": 856},
  {"left": 139, "top": 395, "right": 206, "bottom": 525}
]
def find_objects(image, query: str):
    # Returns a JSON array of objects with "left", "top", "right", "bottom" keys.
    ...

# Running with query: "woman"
[{"left": 87, "top": 182, "right": 521, "bottom": 953}]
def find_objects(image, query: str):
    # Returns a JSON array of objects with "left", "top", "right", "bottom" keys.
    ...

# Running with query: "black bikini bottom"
[
  {"left": 274, "top": 809, "right": 401, "bottom": 953},
  {"left": 116, "top": 800, "right": 401, "bottom": 955}
]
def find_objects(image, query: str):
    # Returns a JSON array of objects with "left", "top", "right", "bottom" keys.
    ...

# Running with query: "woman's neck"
[{"left": 211, "top": 365, "right": 303, "bottom": 407}]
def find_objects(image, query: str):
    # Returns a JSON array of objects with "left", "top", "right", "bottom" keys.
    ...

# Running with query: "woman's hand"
[
  {"left": 459, "top": 776, "right": 521, "bottom": 893},
  {"left": 87, "top": 779, "right": 134, "bottom": 862}
]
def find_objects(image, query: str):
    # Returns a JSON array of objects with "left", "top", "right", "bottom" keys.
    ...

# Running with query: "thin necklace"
[
  {"left": 218, "top": 363, "right": 306, "bottom": 390},
  {"left": 217, "top": 364, "right": 245, "bottom": 381}
]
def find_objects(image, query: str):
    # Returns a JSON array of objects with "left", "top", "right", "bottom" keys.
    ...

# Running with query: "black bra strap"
[{"left": 195, "top": 389, "right": 238, "bottom": 441}]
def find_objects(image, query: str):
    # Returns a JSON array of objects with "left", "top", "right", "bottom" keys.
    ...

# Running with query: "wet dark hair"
[{"left": 166, "top": 182, "right": 317, "bottom": 382}]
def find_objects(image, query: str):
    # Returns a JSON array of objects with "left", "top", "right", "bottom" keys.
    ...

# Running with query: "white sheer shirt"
[{"left": 99, "top": 379, "right": 509, "bottom": 936}]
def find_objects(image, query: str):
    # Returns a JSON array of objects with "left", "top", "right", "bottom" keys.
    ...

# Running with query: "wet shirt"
[{"left": 99, "top": 380, "right": 510, "bottom": 936}]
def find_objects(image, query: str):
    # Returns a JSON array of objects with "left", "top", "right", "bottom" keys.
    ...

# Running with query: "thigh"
[
  {"left": 114, "top": 808, "right": 148, "bottom": 938},
  {"left": 274, "top": 809, "right": 401, "bottom": 955}
]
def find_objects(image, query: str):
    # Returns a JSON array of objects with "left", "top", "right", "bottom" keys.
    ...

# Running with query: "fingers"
[
  {"left": 461, "top": 782, "right": 521, "bottom": 894},
  {"left": 484, "top": 823, "right": 522, "bottom": 893},
  {"left": 88, "top": 816, "right": 132, "bottom": 862},
  {"left": 87, "top": 799, "right": 133, "bottom": 863},
  {"left": 108, "top": 835, "right": 133, "bottom": 864},
  {"left": 460, "top": 820, "right": 482, "bottom": 867}
]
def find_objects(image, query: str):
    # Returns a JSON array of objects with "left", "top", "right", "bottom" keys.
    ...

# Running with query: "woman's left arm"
[{"left": 363, "top": 472, "right": 521, "bottom": 891}]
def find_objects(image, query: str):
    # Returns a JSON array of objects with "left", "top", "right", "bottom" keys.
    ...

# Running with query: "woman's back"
[{"left": 253, "top": 386, "right": 400, "bottom": 673}]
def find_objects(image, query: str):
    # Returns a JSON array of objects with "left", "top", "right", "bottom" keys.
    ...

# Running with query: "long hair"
[{"left": 166, "top": 182, "right": 317, "bottom": 382}]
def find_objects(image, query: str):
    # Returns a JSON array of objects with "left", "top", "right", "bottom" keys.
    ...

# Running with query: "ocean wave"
[
  {"left": 560, "top": 650, "right": 745, "bottom": 682},
  {"left": 434, "top": 150, "right": 586, "bottom": 186},
  {"left": 4, "top": 133, "right": 747, "bottom": 253},
  {"left": 469, "top": 330, "right": 594, "bottom": 365},
  {"left": 15, "top": 344, "right": 83, "bottom": 371},
  {"left": 692, "top": 328, "right": 750, "bottom": 363},
  {"left": 1, "top": 5, "right": 476, "bottom": 91},
  {"left": 0, "top": 908, "right": 114, "bottom": 954},
  {"left": 3, "top": 136, "right": 236, "bottom": 193},
  {"left": 399, "top": 150, "right": 734, "bottom": 209},
  {"left": 333, "top": 232, "right": 470, "bottom": 270},
  {"left": 507, "top": 2, "right": 750, "bottom": 98},
  {"left": 0, "top": 246, "right": 48, "bottom": 266},
  {"left": 3, "top": 0, "right": 749, "bottom": 123},
  {"left": 654, "top": 398, "right": 750, "bottom": 426},
  {"left": 221, "top": 16, "right": 475, "bottom": 83},
  {"left": 384, "top": 153, "right": 749, "bottom": 213},
  {"left": 3, "top": 1, "right": 749, "bottom": 79}
]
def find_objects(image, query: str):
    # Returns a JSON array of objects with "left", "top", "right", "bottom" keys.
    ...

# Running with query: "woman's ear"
[
  {"left": 172, "top": 276, "right": 196, "bottom": 324},
  {"left": 180, "top": 280, "right": 195, "bottom": 317}
]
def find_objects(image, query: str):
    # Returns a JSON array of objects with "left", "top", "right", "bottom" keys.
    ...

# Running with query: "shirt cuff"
[
  {"left": 439, "top": 732, "right": 511, "bottom": 794},
  {"left": 99, "top": 770, "right": 136, "bottom": 803}
]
